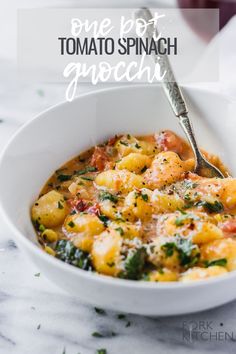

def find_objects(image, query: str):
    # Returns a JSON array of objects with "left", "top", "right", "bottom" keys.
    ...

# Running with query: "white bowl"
[{"left": 0, "top": 85, "right": 236, "bottom": 316}]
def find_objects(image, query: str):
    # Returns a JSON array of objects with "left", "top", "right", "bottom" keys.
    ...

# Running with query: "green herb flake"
[
  {"left": 92, "top": 332, "right": 104, "bottom": 338},
  {"left": 55, "top": 240, "right": 93, "bottom": 270},
  {"left": 34, "top": 273, "right": 40, "bottom": 277},
  {"left": 197, "top": 200, "right": 224, "bottom": 214},
  {"left": 57, "top": 174, "right": 71, "bottom": 182},
  {"left": 94, "top": 307, "right": 106, "bottom": 315},
  {"left": 36, "top": 89, "right": 44, "bottom": 97},
  {"left": 204, "top": 258, "right": 227, "bottom": 268},
  {"left": 98, "top": 215, "right": 109, "bottom": 226},
  {"left": 99, "top": 191, "right": 118, "bottom": 204},
  {"left": 126, "top": 321, "right": 131, "bottom": 327},
  {"left": 37, "top": 324, "right": 41, "bottom": 330},
  {"left": 97, "top": 349, "right": 107, "bottom": 354},
  {"left": 117, "top": 314, "right": 126, "bottom": 320},
  {"left": 161, "top": 242, "right": 176, "bottom": 257},
  {"left": 115, "top": 227, "right": 124, "bottom": 236},
  {"left": 141, "top": 193, "right": 148, "bottom": 202},
  {"left": 76, "top": 166, "right": 97, "bottom": 175},
  {"left": 162, "top": 237, "right": 200, "bottom": 267},
  {"left": 58, "top": 201, "right": 64, "bottom": 209},
  {"left": 80, "top": 176, "right": 94, "bottom": 181},
  {"left": 120, "top": 140, "right": 129, "bottom": 146},
  {"left": 39, "top": 224, "right": 46, "bottom": 232},
  {"left": 68, "top": 221, "right": 75, "bottom": 228}
]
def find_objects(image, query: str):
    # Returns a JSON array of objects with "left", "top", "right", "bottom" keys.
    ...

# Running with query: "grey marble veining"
[{"left": 1, "top": 58, "right": 236, "bottom": 354}]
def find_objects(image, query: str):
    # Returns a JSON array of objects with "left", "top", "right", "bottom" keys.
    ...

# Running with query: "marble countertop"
[{"left": 1, "top": 74, "right": 236, "bottom": 354}]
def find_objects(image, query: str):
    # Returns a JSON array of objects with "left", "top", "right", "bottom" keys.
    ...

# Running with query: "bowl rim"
[{"left": 0, "top": 83, "right": 234, "bottom": 290}]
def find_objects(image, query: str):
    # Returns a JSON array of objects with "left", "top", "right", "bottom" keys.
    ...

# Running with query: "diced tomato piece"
[
  {"left": 156, "top": 130, "right": 192, "bottom": 159},
  {"left": 87, "top": 203, "right": 100, "bottom": 216},
  {"left": 107, "top": 135, "right": 118, "bottom": 146},
  {"left": 221, "top": 219, "right": 236, "bottom": 236},
  {"left": 67, "top": 198, "right": 88, "bottom": 213},
  {"left": 91, "top": 146, "right": 110, "bottom": 171}
]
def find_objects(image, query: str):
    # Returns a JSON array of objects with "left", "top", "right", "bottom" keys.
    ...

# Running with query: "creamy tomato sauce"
[{"left": 31, "top": 131, "right": 236, "bottom": 282}]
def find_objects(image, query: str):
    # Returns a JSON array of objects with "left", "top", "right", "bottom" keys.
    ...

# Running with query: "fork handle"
[{"left": 135, "top": 8, "right": 188, "bottom": 117}]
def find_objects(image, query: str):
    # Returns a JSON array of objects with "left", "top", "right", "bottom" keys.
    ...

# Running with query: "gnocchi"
[{"left": 32, "top": 131, "right": 234, "bottom": 282}]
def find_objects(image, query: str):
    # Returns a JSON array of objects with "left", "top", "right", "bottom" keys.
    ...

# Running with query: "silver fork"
[{"left": 134, "top": 7, "right": 224, "bottom": 178}]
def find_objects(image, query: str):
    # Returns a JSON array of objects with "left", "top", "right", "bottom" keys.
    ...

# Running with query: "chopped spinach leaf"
[
  {"left": 162, "top": 237, "right": 200, "bottom": 267},
  {"left": 80, "top": 176, "right": 94, "bottom": 181},
  {"left": 204, "top": 258, "right": 227, "bottom": 268},
  {"left": 57, "top": 174, "right": 71, "bottom": 182},
  {"left": 55, "top": 240, "right": 93, "bottom": 270},
  {"left": 197, "top": 200, "right": 224, "bottom": 213},
  {"left": 121, "top": 248, "right": 147, "bottom": 280},
  {"left": 161, "top": 242, "right": 176, "bottom": 257},
  {"left": 98, "top": 215, "right": 109, "bottom": 226},
  {"left": 76, "top": 166, "right": 97, "bottom": 175}
]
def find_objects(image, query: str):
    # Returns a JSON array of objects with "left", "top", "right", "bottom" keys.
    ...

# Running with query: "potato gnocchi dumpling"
[{"left": 32, "top": 131, "right": 234, "bottom": 282}]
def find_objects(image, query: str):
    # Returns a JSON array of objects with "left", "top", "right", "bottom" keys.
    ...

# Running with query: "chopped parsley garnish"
[
  {"left": 162, "top": 237, "right": 200, "bottom": 267},
  {"left": 68, "top": 221, "right": 75, "bottom": 228},
  {"left": 99, "top": 191, "right": 118, "bottom": 204},
  {"left": 197, "top": 200, "right": 224, "bottom": 213},
  {"left": 58, "top": 201, "right": 64, "bottom": 209},
  {"left": 94, "top": 307, "right": 106, "bottom": 315},
  {"left": 80, "top": 176, "right": 94, "bottom": 181},
  {"left": 135, "top": 143, "right": 141, "bottom": 149},
  {"left": 55, "top": 240, "right": 93, "bottom": 270},
  {"left": 141, "top": 193, "right": 148, "bottom": 202},
  {"left": 34, "top": 273, "right": 40, "bottom": 277},
  {"left": 204, "top": 258, "right": 227, "bottom": 268},
  {"left": 76, "top": 166, "right": 97, "bottom": 175},
  {"left": 57, "top": 174, "right": 71, "bottom": 182}
]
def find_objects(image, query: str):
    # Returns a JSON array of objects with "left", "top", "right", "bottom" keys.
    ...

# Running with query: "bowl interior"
[{"left": 0, "top": 85, "right": 233, "bottom": 248}]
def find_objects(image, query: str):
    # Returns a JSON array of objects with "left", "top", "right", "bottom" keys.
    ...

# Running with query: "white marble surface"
[{"left": 1, "top": 69, "right": 236, "bottom": 354}]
